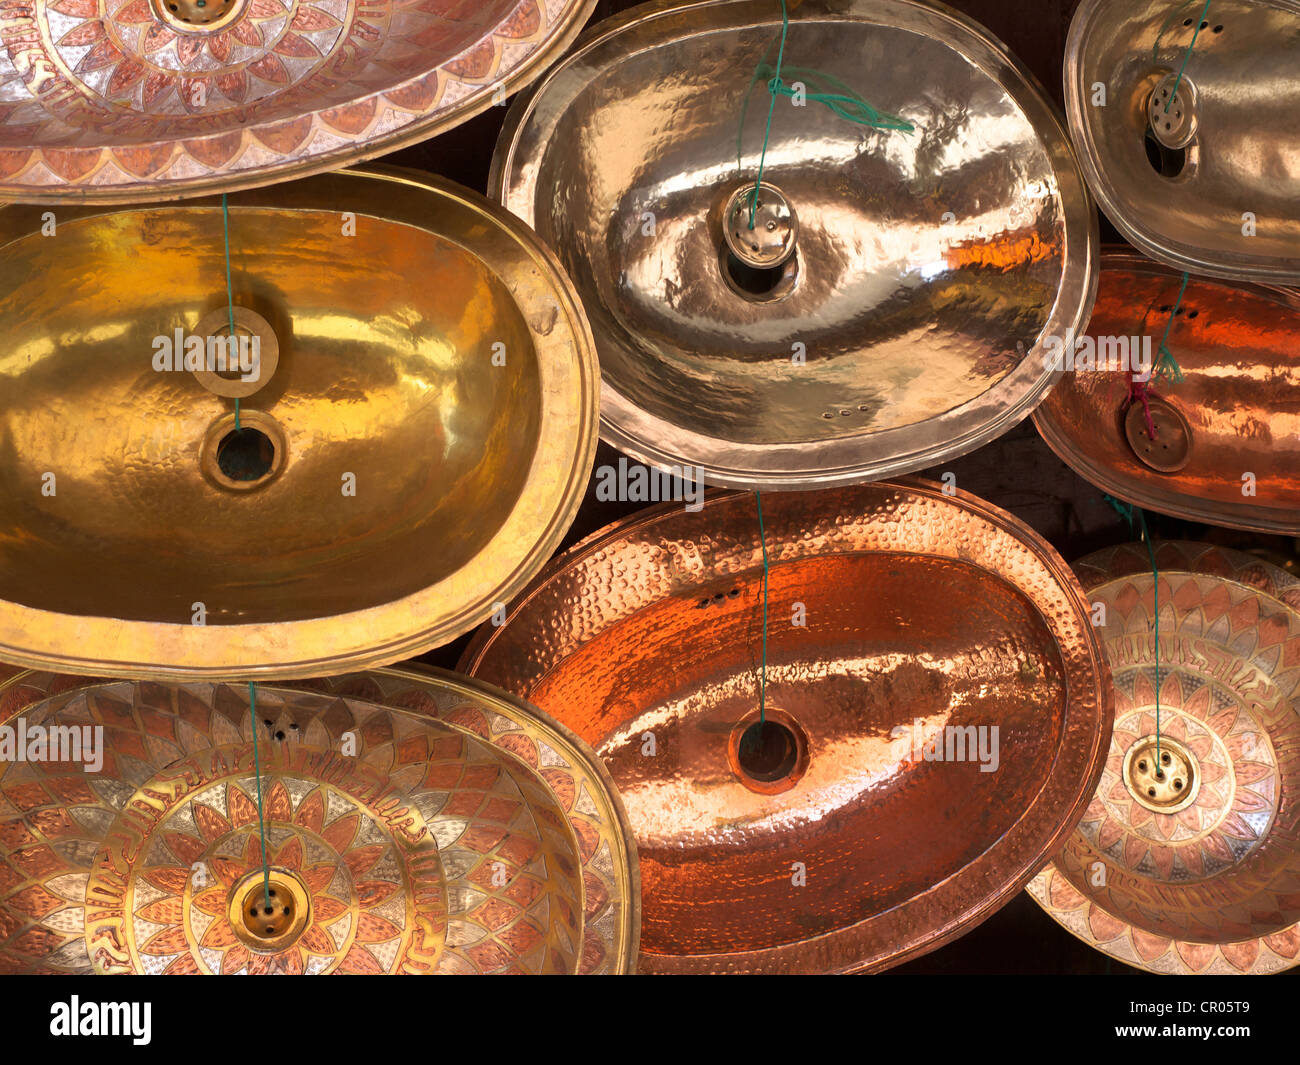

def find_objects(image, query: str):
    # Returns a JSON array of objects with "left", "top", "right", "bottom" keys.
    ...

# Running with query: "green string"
[
  {"left": 1104, "top": 496, "right": 1162, "bottom": 762},
  {"left": 1166, "top": 0, "right": 1213, "bottom": 113},
  {"left": 1153, "top": 271, "right": 1190, "bottom": 386},
  {"left": 756, "top": 491, "right": 769, "bottom": 724},
  {"left": 221, "top": 194, "right": 239, "bottom": 430},
  {"left": 248, "top": 682, "right": 271, "bottom": 908}
]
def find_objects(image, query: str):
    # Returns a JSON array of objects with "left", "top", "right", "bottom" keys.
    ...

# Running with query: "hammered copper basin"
[
  {"left": 1028, "top": 543, "right": 1300, "bottom": 974},
  {"left": 0, "top": 666, "right": 639, "bottom": 974},
  {"left": 491, "top": 0, "right": 1098, "bottom": 489},
  {"left": 0, "top": 0, "right": 597, "bottom": 202},
  {"left": 0, "top": 169, "right": 597, "bottom": 679},
  {"left": 1034, "top": 251, "right": 1300, "bottom": 534},
  {"left": 1066, "top": 0, "right": 1300, "bottom": 282},
  {"left": 462, "top": 481, "right": 1112, "bottom": 972}
]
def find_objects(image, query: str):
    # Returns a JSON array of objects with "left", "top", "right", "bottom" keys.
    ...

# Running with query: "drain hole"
[
  {"left": 737, "top": 720, "right": 799, "bottom": 782},
  {"left": 723, "top": 246, "right": 789, "bottom": 297},
  {"left": 216, "top": 427, "right": 274, "bottom": 482},
  {"left": 1144, "top": 131, "right": 1186, "bottom": 178}
]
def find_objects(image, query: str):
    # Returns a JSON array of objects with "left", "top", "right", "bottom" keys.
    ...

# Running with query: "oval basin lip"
[
  {"left": 1064, "top": 0, "right": 1300, "bottom": 283},
  {"left": 0, "top": 0, "right": 598, "bottom": 204},
  {"left": 490, "top": 0, "right": 1100, "bottom": 491},
  {"left": 0, "top": 167, "right": 599, "bottom": 680},
  {"left": 461, "top": 478, "right": 1114, "bottom": 973},
  {"left": 1033, "top": 247, "right": 1300, "bottom": 535}
]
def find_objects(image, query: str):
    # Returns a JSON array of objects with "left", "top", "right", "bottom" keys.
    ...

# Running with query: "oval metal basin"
[
  {"left": 0, "top": 168, "right": 598, "bottom": 679},
  {"left": 0, "top": 665, "right": 639, "bottom": 974},
  {"left": 491, "top": 0, "right": 1098, "bottom": 489},
  {"left": 1065, "top": 0, "right": 1300, "bottom": 283},
  {"left": 461, "top": 480, "right": 1112, "bottom": 972},
  {"left": 1028, "top": 542, "right": 1300, "bottom": 974},
  {"left": 1034, "top": 250, "right": 1300, "bottom": 535},
  {"left": 0, "top": 0, "right": 596, "bottom": 202}
]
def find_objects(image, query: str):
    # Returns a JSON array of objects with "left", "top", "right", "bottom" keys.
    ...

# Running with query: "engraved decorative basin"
[
  {"left": 490, "top": 0, "right": 1098, "bottom": 489},
  {"left": 1033, "top": 250, "right": 1300, "bottom": 535},
  {"left": 0, "top": 665, "right": 639, "bottom": 974},
  {"left": 1065, "top": 0, "right": 1300, "bottom": 283},
  {"left": 0, "top": 168, "right": 598, "bottom": 679},
  {"left": 462, "top": 480, "right": 1112, "bottom": 972},
  {"left": 1028, "top": 542, "right": 1300, "bottom": 975},
  {"left": 0, "top": 0, "right": 598, "bottom": 202}
]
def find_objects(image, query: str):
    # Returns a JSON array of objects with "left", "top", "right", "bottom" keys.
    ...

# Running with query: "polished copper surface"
[
  {"left": 1065, "top": 0, "right": 1300, "bottom": 283},
  {"left": 461, "top": 479, "right": 1112, "bottom": 972},
  {"left": 1034, "top": 250, "right": 1300, "bottom": 534},
  {"left": 0, "top": 0, "right": 598, "bottom": 202},
  {"left": 491, "top": 0, "right": 1098, "bottom": 489},
  {"left": 1027, "top": 541, "right": 1300, "bottom": 974},
  {"left": 0, "top": 666, "right": 640, "bottom": 974},
  {"left": 0, "top": 167, "right": 598, "bottom": 679}
]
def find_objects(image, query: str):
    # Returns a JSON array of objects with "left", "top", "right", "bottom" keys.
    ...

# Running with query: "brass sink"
[
  {"left": 0, "top": 665, "right": 639, "bottom": 974},
  {"left": 1034, "top": 250, "right": 1300, "bottom": 535},
  {"left": 462, "top": 480, "right": 1113, "bottom": 972},
  {"left": 0, "top": 0, "right": 597, "bottom": 202},
  {"left": 1065, "top": 0, "right": 1300, "bottom": 282},
  {"left": 0, "top": 168, "right": 598, "bottom": 679},
  {"left": 491, "top": 0, "right": 1098, "bottom": 489},
  {"left": 1028, "top": 542, "right": 1300, "bottom": 974}
]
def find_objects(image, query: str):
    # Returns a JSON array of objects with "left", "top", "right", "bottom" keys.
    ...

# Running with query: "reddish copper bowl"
[{"left": 462, "top": 479, "right": 1113, "bottom": 972}]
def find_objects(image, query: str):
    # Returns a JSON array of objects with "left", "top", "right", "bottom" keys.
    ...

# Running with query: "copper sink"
[
  {"left": 0, "top": 168, "right": 597, "bottom": 679},
  {"left": 1028, "top": 541, "right": 1300, "bottom": 974},
  {"left": 1034, "top": 250, "right": 1300, "bottom": 535},
  {"left": 461, "top": 480, "right": 1112, "bottom": 972},
  {"left": 0, "top": 0, "right": 597, "bottom": 202},
  {"left": 0, "top": 665, "right": 639, "bottom": 974},
  {"left": 1065, "top": 0, "right": 1300, "bottom": 282},
  {"left": 491, "top": 0, "right": 1098, "bottom": 489}
]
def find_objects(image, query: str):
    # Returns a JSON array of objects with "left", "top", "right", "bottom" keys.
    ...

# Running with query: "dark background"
[{"left": 381, "top": 0, "right": 1296, "bottom": 973}]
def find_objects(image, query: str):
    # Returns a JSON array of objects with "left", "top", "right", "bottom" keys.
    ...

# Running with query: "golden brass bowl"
[
  {"left": 0, "top": 168, "right": 598, "bottom": 680},
  {"left": 1034, "top": 250, "right": 1300, "bottom": 535},
  {"left": 0, "top": 665, "right": 639, "bottom": 974},
  {"left": 490, "top": 0, "right": 1098, "bottom": 489},
  {"left": 1027, "top": 542, "right": 1300, "bottom": 974},
  {"left": 0, "top": 0, "right": 597, "bottom": 202},
  {"left": 462, "top": 480, "right": 1113, "bottom": 972},
  {"left": 1065, "top": 0, "right": 1300, "bottom": 282}
]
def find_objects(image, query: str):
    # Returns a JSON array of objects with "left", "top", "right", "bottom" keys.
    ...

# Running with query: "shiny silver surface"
[
  {"left": 492, "top": 0, "right": 1098, "bottom": 490},
  {"left": 1065, "top": 0, "right": 1300, "bottom": 283}
]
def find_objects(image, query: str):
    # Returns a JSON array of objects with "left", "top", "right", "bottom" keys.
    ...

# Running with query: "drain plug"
[
  {"left": 1124, "top": 396, "right": 1192, "bottom": 473},
  {"left": 191, "top": 305, "right": 280, "bottom": 399},
  {"left": 1147, "top": 73, "right": 1199, "bottom": 150},
  {"left": 1123, "top": 734, "right": 1199, "bottom": 814},
  {"left": 723, "top": 182, "right": 798, "bottom": 269},
  {"left": 228, "top": 867, "right": 312, "bottom": 953}
]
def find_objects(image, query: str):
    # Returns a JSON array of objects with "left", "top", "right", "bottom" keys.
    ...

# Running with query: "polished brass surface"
[
  {"left": 0, "top": 0, "right": 598, "bottom": 202},
  {"left": 1065, "top": 0, "right": 1300, "bottom": 282},
  {"left": 491, "top": 0, "right": 1099, "bottom": 489},
  {"left": 0, "top": 666, "right": 640, "bottom": 974},
  {"left": 1028, "top": 542, "right": 1300, "bottom": 974},
  {"left": 462, "top": 479, "right": 1112, "bottom": 973},
  {"left": 0, "top": 168, "right": 598, "bottom": 679},
  {"left": 191, "top": 306, "right": 280, "bottom": 398},
  {"left": 1034, "top": 250, "right": 1300, "bottom": 534}
]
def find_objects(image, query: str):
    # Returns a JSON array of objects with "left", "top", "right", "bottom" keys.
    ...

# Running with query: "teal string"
[
  {"left": 756, "top": 491, "right": 769, "bottom": 724},
  {"left": 1166, "top": 0, "right": 1213, "bottom": 113},
  {"left": 1104, "top": 496, "right": 1162, "bottom": 761},
  {"left": 221, "top": 194, "right": 239, "bottom": 430},
  {"left": 1153, "top": 272, "right": 1190, "bottom": 386},
  {"left": 747, "top": 0, "right": 790, "bottom": 227},
  {"left": 248, "top": 683, "right": 271, "bottom": 908}
]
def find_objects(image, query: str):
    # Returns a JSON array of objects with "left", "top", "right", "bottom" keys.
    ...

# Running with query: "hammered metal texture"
[
  {"left": 1034, "top": 250, "right": 1300, "bottom": 535},
  {"left": 0, "top": 168, "right": 598, "bottom": 679},
  {"left": 0, "top": 672, "right": 608, "bottom": 974},
  {"left": 1065, "top": 0, "right": 1300, "bottom": 283},
  {"left": 461, "top": 479, "right": 1113, "bottom": 973},
  {"left": 0, "top": 0, "right": 598, "bottom": 202},
  {"left": 490, "top": 0, "right": 1099, "bottom": 489},
  {"left": 1027, "top": 542, "right": 1300, "bottom": 974}
]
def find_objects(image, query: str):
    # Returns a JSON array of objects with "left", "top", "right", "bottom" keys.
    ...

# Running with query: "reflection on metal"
[
  {"left": 0, "top": 665, "right": 640, "bottom": 974},
  {"left": 462, "top": 479, "right": 1112, "bottom": 973},
  {"left": 1034, "top": 250, "right": 1300, "bottom": 534},
  {"left": 492, "top": 0, "right": 1098, "bottom": 489},
  {"left": 0, "top": 0, "right": 598, "bottom": 202},
  {"left": 0, "top": 169, "right": 598, "bottom": 679},
  {"left": 1065, "top": 0, "right": 1300, "bottom": 282},
  {"left": 1028, "top": 542, "right": 1300, "bottom": 975}
]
